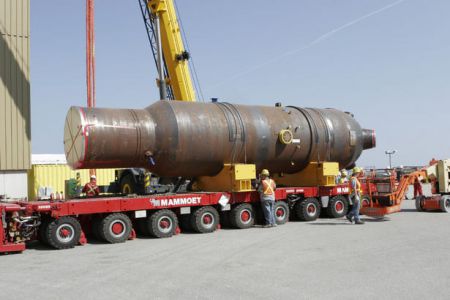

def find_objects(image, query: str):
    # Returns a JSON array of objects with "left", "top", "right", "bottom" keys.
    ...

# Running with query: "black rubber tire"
[
  {"left": 440, "top": 197, "right": 450, "bottom": 213},
  {"left": 274, "top": 201, "right": 290, "bottom": 225},
  {"left": 295, "top": 198, "right": 321, "bottom": 221},
  {"left": 38, "top": 217, "right": 52, "bottom": 246},
  {"left": 190, "top": 206, "right": 220, "bottom": 233},
  {"left": 145, "top": 209, "right": 178, "bottom": 238},
  {"left": 415, "top": 196, "right": 424, "bottom": 212},
  {"left": 46, "top": 216, "right": 81, "bottom": 250},
  {"left": 326, "top": 195, "right": 349, "bottom": 218},
  {"left": 120, "top": 174, "right": 137, "bottom": 195},
  {"left": 99, "top": 213, "right": 132, "bottom": 243},
  {"left": 230, "top": 203, "right": 255, "bottom": 229}
]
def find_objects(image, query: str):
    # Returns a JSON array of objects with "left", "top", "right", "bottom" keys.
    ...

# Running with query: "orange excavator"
[{"left": 361, "top": 160, "right": 450, "bottom": 217}]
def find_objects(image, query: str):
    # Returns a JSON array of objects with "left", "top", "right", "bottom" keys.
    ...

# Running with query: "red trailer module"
[
  {"left": 1, "top": 184, "right": 354, "bottom": 254},
  {"left": 0, "top": 203, "right": 27, "bottom": 253}
]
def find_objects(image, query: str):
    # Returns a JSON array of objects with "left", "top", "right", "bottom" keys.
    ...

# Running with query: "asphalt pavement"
[{"left": 1, "top": 200, "right": 449, "bottom": 300}]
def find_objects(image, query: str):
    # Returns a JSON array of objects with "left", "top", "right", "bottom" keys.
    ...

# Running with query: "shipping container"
[{"left": 28, "top": 155, "right": 117, "bottom": 200}]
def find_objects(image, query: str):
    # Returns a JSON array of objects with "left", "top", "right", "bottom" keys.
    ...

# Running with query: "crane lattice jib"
[{"left": 146, "top": 0, "right": 196, "bottom": 102}]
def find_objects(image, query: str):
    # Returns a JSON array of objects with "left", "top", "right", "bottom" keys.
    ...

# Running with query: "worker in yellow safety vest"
[
  {"left": 258, "top": 169, "right": 277, "bottom": 228},
  {"left": 346, "top": 167, "right": 365, "bottom": 224},
  {"left": 336, "top": 169, "right": 349, "bottom": 184}
]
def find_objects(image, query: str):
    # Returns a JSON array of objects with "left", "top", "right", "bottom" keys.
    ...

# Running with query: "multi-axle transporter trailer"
[{"left": 1, "top": 185, "right": 354, "bottom": 254}]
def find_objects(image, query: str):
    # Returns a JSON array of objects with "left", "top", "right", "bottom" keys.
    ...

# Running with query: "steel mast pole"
[{"left": 154, "top": 14, "right": 168, "bottom": 100}]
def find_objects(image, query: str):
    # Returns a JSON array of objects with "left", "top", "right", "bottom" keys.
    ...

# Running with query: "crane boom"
[{"left": 139, "top": 0, "right": 196, "bottom": 101}]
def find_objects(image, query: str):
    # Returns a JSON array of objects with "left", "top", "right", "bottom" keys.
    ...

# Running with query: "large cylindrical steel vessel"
[{"left": 64, "top": 101, "right": 375, "bottom": 177}]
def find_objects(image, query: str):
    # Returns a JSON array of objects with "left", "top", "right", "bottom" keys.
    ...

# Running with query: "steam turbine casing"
[{"left": 64, "top": 101, "right": 375, "bottom": 177}]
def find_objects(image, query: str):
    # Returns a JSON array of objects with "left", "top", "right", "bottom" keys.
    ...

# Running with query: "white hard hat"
[{"left": 90, "top": 175, "right": 96, "bottom": 179}]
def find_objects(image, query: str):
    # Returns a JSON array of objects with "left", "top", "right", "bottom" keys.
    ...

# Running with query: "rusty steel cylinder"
[{"left": 64, "top": 101, "right": 375, "bottom": 177}]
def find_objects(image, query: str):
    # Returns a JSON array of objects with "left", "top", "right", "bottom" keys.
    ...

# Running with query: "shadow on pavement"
[
  {"left": 25, "top": 241, "right": 54, "bottom": 251},
  {"left": 361, "top": 217, "right": 391, "bottom": 222},
  {"left": 308, "top": 222, "right": 353, "bottom": 226},
  {"left": 401, "top": 209, "right": 419, "bottom": 212}
]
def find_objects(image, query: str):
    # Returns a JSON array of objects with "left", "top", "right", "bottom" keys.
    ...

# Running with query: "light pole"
[{"left": 385, "top": 150, "right": 397, "bottom": 169}]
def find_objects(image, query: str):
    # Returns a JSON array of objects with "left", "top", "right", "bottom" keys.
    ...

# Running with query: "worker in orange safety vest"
[
  {"left": 258, "top": 169, "right": 277, "bottom": 228},
  {"left": 346, "top": 167, "right": 365, "bottom": 225},
  {"left": 82, "top": 175, "right": 100, "bottom": 197}
]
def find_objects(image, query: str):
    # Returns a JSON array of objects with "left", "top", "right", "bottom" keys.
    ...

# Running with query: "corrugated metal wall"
[
  {"left": 28, "top": 165, "right": 118, "bottom": 200},
  {"left": 0, "top": 0, "right": 31, "bottom": 171}
]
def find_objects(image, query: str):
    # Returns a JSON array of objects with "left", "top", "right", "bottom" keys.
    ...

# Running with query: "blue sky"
[{"left": 30, "top": 0, "right": 450, "bottom": 167}]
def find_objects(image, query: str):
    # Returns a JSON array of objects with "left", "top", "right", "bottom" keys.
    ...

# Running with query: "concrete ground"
[{"left": 1, "top": 200, "right": 449, "bottom": 300}]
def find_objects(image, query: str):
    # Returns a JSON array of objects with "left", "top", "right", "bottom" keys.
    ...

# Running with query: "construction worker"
[
  {"left": 258, "top": 169, "right": 276, "bottom": 228},
  {"left": 335, "top": 171, "right": 341, "bottom": 184},
  {"left": 338, "top": 169, "right": 349, "bottom": 184},
  {"left": 413, "top": 177, "right": 423, "bottom": 198},
  {"left": 346, "top": 167, "right": 365, "bottom": 225},
  {"left": 82, "top": 175, "right": 100, "bottom": 197}
]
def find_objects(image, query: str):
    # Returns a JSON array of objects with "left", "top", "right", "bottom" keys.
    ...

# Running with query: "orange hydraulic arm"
[
  {"left": 361, "top": 170, "right": 428, "bottom": 217},
  {"left": 387, "top": 170, "right": 427, "bottom": 205}
]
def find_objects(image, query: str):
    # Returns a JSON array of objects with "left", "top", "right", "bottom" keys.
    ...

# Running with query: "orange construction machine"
[{"left": 361, "top": 160, "right": 450, "bottom": 217}]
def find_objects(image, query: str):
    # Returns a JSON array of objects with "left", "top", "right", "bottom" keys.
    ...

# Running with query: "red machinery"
[
  {"left": 360, "top": 169, "right": 449, "bottom": 217},
  {"left": 1, "top": 184, "right": 354, "bottom": 254},
  {"left": 0, "top": 203, "right": 27, "bottom": 253}
]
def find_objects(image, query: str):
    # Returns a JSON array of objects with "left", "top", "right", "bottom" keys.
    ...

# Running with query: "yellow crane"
[
  {"left": 137, "top": 0, "right": 255, "bottom": 193},
  {"left": 114, "top": 0, "right": 200, "bottom": 195},
  {"left": 139, "top": 0, "right": 197, "bottom": 101}
]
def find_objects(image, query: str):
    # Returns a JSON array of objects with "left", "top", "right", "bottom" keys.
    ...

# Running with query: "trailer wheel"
[
  {"left": 120, "top": 174, "right": 136, "bottom": 195},
  {"left": 46, "top": 217, "right": 81, "bottom": 250},
  {"left": 190, "top": 206, "right": 220, "bottom": 233},
  {"left": 230, "top": 203, "right": 255, "bottom": 229},
  {"left": 100, "top": 213, "right": 132, "bottom": 243},
  {"left": 415, "top": 196, "right": 424, "bottom": 212},
  {"left": 326, "top": 195, "right": 349, "bottom": 218},
  {"left": 295, "top": 198, "right": 321, "bottom": 221},
  {"left": 274, "top": 201, "right": 289, "bottom": 225},
  {"left": 440, "top": 197, "right": 450, "bottom": 213},
  {"left": 361, "top": 195, "right": 371, "bottom": 208},
  {"left": 146, "top": 209, "right": 178, "bottom": 238}
]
